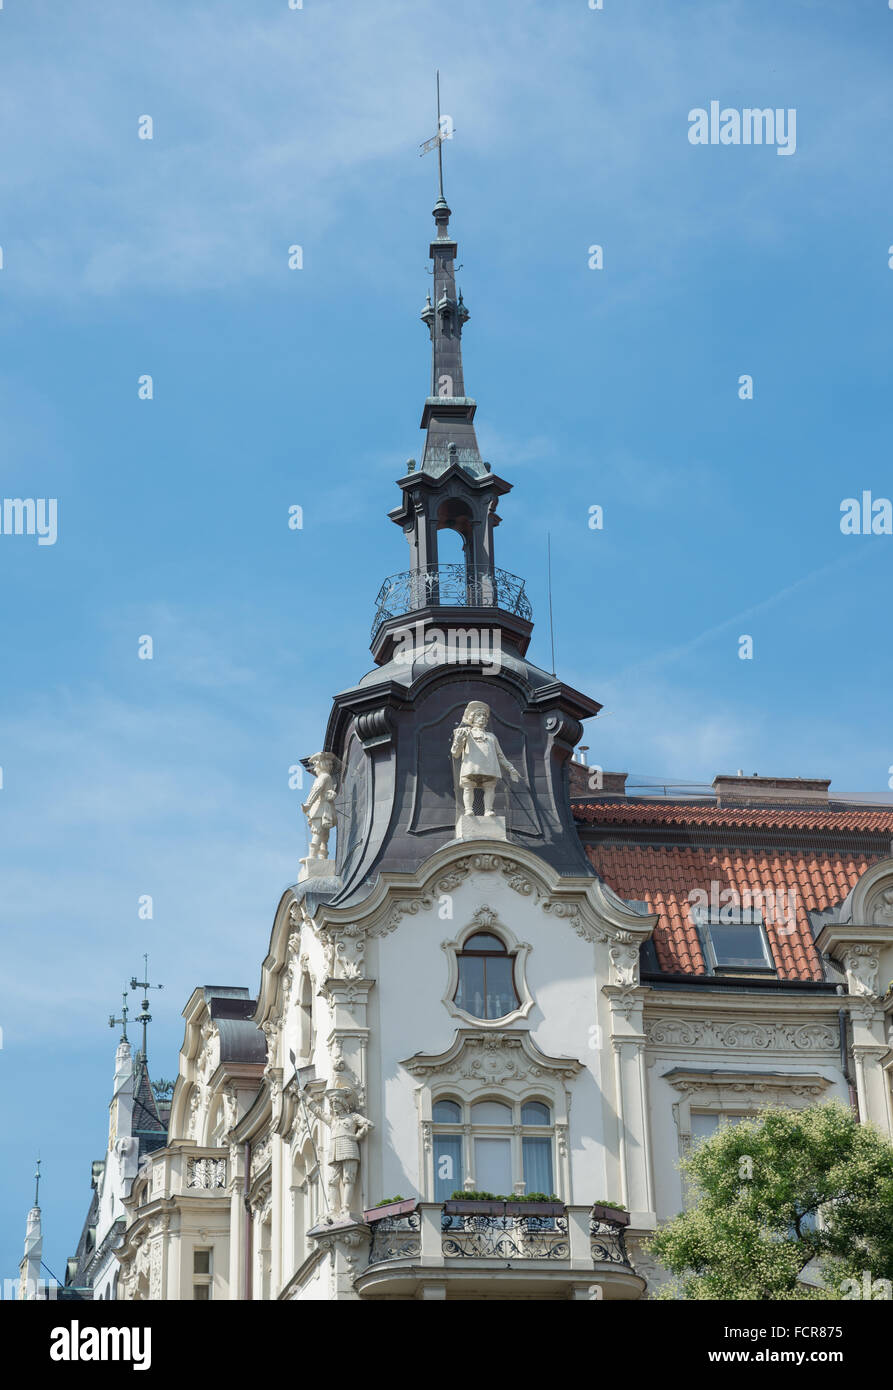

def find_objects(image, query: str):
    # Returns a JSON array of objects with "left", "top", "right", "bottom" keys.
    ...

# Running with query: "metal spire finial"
[
  {"left": 419, "top": 69, "right": 454, "bottom": 206},
  {"left": 33, "top": 1157, "right": 41, "bottom": 1208},
  {"left": 436, "top": 70, "right": 445, "bottom": 202},
  {"left": 130, "top": 953, "right": 163, "bottom": 1066}
]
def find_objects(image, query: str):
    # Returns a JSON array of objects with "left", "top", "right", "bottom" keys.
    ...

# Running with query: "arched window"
[
  {"left": 431, "top": 1095, "right": 556, "bottom": 1200},
  {"left": 454, "top": 932, "right": 519, "bottom": 1020}
]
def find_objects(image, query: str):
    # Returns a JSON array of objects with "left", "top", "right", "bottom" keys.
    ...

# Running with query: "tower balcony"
[
  {"left": 354, "top": 1203, "right": 646, "bottom": 1301},
  {"left": 371, "top": 564, "right": 532, "bottom": 644}
]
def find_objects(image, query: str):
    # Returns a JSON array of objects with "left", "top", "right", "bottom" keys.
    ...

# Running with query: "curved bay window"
[
  {"left": 431, "top": 1096, "right": 555, "bottom": 1202},
  {"left": 454, "top": 932, "right": 519, "bottom": 1020}
]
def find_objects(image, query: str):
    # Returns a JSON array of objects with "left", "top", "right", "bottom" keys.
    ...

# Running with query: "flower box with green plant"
[
  {"left": 444, "top": 1191, "right": 565, "bottom": 1218},
  {"left": 363, "top": 1195, "right": 419, "bottom": 1223},
  {"left": 590, "top": 1200, "right": 629, "bottom": 1225}
]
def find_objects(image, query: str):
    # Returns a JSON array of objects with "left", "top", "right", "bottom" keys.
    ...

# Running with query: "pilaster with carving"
[{"left": 815, "top": 915, "right": 893, "bottom": 1135}]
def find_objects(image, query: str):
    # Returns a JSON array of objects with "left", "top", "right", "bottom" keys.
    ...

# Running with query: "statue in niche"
[
  {"left": 305, "top": 1085, "right": 373, "bottom": 1218},
  {"left": 450, "top": 700, "right": 521, "bottom": 826},
  {"left": 301, "top": 752, "right": 339, "bottom": 861}
]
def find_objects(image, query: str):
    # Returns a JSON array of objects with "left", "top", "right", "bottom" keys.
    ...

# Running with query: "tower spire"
[
  {"left": 418, "top": 73, "right": 482, "bottom": 478},
  {"left": 18, "top": 1159, "right": 44, "bottom": 1299},
  {"left": 130, "top": 954, "right": 163, "bottom": 1069}
]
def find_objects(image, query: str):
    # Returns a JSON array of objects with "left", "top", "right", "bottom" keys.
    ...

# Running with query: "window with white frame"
[{"left": 431, "top": 1096, "right": 556, "bottom": 1200}]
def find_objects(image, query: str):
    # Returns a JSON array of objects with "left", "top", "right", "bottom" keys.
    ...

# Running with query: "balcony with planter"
[{"left": 356, "top": 1200, "right": 645, "bottom": 1301}]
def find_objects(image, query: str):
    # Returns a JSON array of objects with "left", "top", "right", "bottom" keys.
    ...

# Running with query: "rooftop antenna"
[
  {"left": 130, "top": 954, "right": 163, "bottom": 1066},
  {"left": 547, "top": 532, "right": 556, "bottom": 676},
  {"left": 109, "top": 988, "right": 130, "bottom": 1043}
]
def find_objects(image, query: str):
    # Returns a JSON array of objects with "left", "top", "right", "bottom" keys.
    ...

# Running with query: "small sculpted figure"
[
  {"left": 301, "top": 752, "right": 339, "bottom": 859},
  {"left": 450, "top": 701, "right": 520, "bottom": 817}
]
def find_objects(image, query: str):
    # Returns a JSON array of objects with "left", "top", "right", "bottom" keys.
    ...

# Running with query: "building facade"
[{"left": 104, "top": 182, "right": 893, "bottom": 1301}]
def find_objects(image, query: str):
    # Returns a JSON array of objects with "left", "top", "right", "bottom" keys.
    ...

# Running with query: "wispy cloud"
[{"left": 4, "top": 0, "right": 889, "bottom": 296}]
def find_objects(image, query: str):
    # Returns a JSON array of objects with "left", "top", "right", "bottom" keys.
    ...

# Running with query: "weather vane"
[
  {"left": 419, "top": 70, "right": 454, "bottom": 200},
  {"left": 130, "top": 954, "right": 163, "bottom": 1064}
]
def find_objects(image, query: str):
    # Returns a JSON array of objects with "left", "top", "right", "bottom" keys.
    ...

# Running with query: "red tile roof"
[
  {"left": 573, "top": 801, "right": 893, "bottom": 833},
  {"left": 574, "top": 800, "right": 893, "bottom": 982}
]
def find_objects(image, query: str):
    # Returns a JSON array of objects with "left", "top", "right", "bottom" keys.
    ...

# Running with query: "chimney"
[
  {"left": 569, "top": 762, "right": 627, "bottom": 797},
  {"left": 712, "top": 774, "right": 830, "bottom": 807}
]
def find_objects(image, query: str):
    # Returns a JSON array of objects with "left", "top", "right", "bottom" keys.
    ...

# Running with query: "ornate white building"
[{"left": 104, "top": 176, "right": 893, "bottom": 1302}]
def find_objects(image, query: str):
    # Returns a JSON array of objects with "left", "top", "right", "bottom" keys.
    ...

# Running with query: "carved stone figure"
[
  {"left": 301, "top": 752, "right": 339, "bottom": 860},
  {"left": 306, "top": 1085, "right": 373, "bottom": 1218},
  {"left": 871, "top": 888, "right": 893, "bottom": 925},
  {"left": 450, "top": 702, "right": 520, "bottom": 837}
]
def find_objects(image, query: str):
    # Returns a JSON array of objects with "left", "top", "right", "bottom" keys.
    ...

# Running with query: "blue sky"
[{"left": 2, "top": 0, "right": 892, "bottom": 1286}]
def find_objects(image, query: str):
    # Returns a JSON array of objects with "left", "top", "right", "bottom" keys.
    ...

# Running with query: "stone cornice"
[
  {"left": 815, "top": 924, "right": 893, "bottom": 955},
  {"left": 663, "top": 1067, "right": 832, "bottom": 1095},
  {"left": 643, "top": 990, "right": 843, "bottom": 1020}
]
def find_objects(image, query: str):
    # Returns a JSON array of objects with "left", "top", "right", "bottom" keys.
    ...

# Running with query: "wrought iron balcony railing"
[
  {"left": 371, "top": 564, "right": 532, "bottom": 642},
  {"left": 589, "top": 1215, "right": 633, "bottom": 1266},
  {"left": 367, "top": 1211, "right": 422, "bottom": 1266},
  {"left": 441, "top": 1211, "right": 569, "bottom": 1261},
  {"left": 365, "top": 1205, "right": 634, "bottom": 1270}
]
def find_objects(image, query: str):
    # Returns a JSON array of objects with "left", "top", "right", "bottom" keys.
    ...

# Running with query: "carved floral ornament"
[
  {"left": 186, "top": 1020, "right": 221, "bottom": 1140},
  {"left": 402, "top": 1028, "right": 582, "bottom": 1090},
  {"left": 609, "top": 935, "right": 640, "bottom": 989},
  {"left": 840, "top": 945, "right": 881, "bottom": 1000},
  {"left": 283, "top": 851, "right": 651, "bottom": 963},
  {"left": 187, "top": 1156, "right": 227, "bottom": 1190},
  {"left": 252, "top": 1179, "right": 273, "bottom": 1223},
  {"left": 250, "top": 1134, "right": 272, "bottom": 1181},
  {"left": 645, "top": 1017, "right": 840, "bottom": 1051}
]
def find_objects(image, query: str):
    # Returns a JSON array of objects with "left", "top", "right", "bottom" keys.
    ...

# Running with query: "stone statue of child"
[
  {"left": 450, "top": 700, "right": 521, "bottom": 817},
  {"left": 301, "top": 752, "right": 339, "bottom": 860}
]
